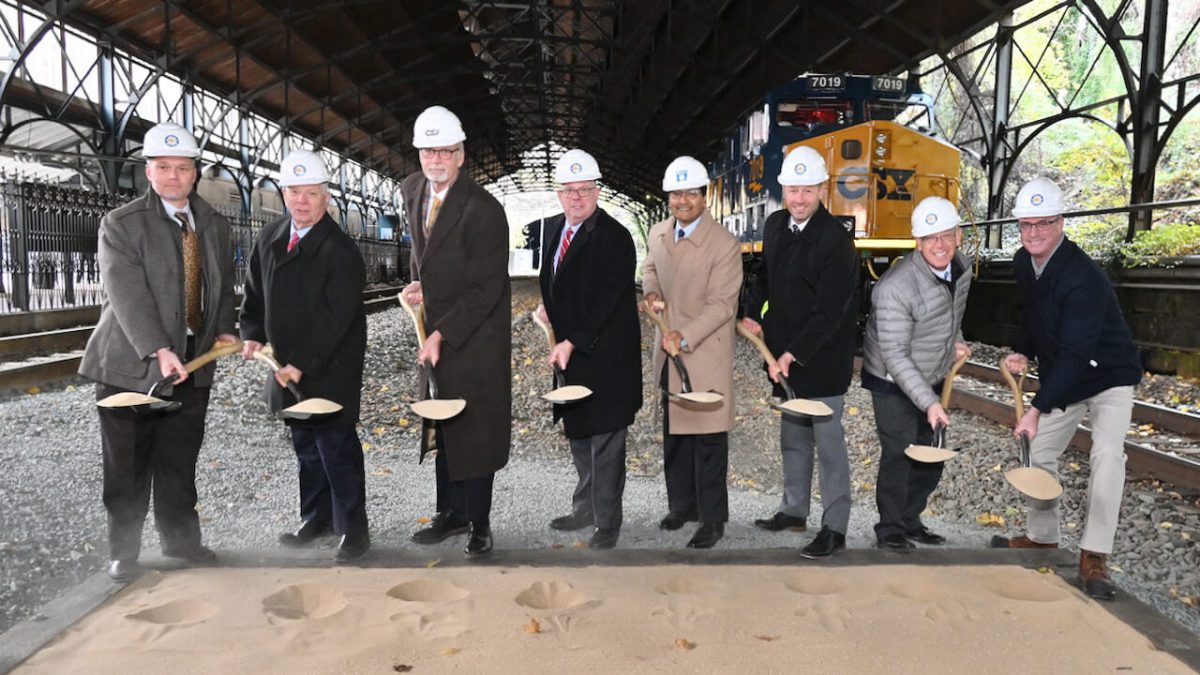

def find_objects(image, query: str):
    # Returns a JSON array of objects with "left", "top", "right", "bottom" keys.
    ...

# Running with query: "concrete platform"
[{"left": 2, "top": 548, "right": 1197, "bottom": 673}]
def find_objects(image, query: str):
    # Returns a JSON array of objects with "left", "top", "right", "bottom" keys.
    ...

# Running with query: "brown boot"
[
  {"left": 1079, "top": 550, "right": 1116, "bottom": 600},
  {"left": 988, "top": 534, "right": 1059, "bottom": 549}
]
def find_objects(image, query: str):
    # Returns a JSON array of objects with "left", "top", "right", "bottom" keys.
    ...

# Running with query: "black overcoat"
[
  {"left": 744, "top": 204, "right": 859, "bottom": 398},
  {"left": 401, "top": 172, "right": 512, "bottom": 481},
  {"left": 239, "top": 213, "right": 367, "bottom": 428},
  {"left": 538, "top": 208, "right": 642, "bottom": 439}
]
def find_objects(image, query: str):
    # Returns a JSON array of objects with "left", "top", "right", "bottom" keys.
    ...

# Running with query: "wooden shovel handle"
[
  {"left": 640, "top": 298, "right": 679, "bottom": 357},
  {"left": 998, "top": 355, "right": 1027, "bottom": 423},
  {"left": 184, "top": 340, "right": 244, "bottom": 374},
  {"left": 251, "top": 348, "right": 305, "bottom": 401},
  {"left": 398, "top": 292, "right": 427, "bottom": 348},
  {"left": 736, "top": 321, "right": 782, "bottom": 372},
  {"left": 531, "top": 310, "right": 556, "bottom": 347},
  {"left": 938, "top": 351, "right": 969, "bottom": 409}
]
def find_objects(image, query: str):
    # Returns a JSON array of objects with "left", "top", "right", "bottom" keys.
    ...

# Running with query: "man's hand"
[
  {"left": 954, "top": 341, "right": 972, "bottom": 362},
  {"left": 550, "top": 339, "right": 574, "bottom": 370},
  {"left": 1015, "top": 406, "right": 1041, "bottom": 440},
  {"left": 402, "top": 280, "right": 423, "bottom": 307},
  {"left": 1004, "top": 352, "right": 1029, "bottom": 375},
  {"left": 535, "top": 303, "right": 549, "bottom": 325},
  {"left": 241, "top": 339, "right": 263, "bottom": 360},
  {"left": 662, "top": 330, "right": 684, "bottom": 355},
  {"left": 639, "top": 291, "right": 660, "bottom": 312},
  {"left": 155, "top": 347, "right": 187, "bottom": 384},
  {"left": 740, "top": 317, "right": 762, "bottom": 337},
  {"left": 772, "top": 351, "right": 796, "bottom": 384},
  {"left": 276, "top": 364, "right": 303, "bottom": 388},
  {"left": 927, "top": 403, "right": 951, "bottom": 429},
  {"left": 419, "top": 329, "right": 443, "bottom": 366}
]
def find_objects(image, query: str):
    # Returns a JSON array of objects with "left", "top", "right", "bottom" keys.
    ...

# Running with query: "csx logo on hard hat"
[
  {"left": 293, "top": 165, "right": 307, "bottom": 176},
  {"left": 165, "top": 135, "right": 180, "bottom": 147},
  {"left": 570, "top": 163, "right": 582, "bottom": 174},
  {"left": 925, "top": 213, "right": 938, "bottom": 225},
  {"left": 1031, "top": 194, "right": 1044, "bottom": 206},
  {"left": 425, "top": 129, "right": 439, "bottom": 136},
  {"left": 676, "top": 170, "right": 688, "bottom": 182},
  {"left": 795, "top": 163, "right": 806, "bottom": 174}
]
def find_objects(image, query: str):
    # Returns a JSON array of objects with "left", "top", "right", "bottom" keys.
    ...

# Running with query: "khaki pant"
[{"left": 1025, "top": 385, "right": 1134, "bottom": 554}]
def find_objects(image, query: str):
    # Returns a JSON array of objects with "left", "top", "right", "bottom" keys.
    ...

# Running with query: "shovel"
[
  {"left": 641, "top": 299, "right": 724, "bottom": 406},
  {"left": 530, "top": 310, "right": 592, "bottom": 404},
  {"left": 250, "top": 346, "right": 343, "bottom": 421},
  {"left": 905, "top": 351, "right": 969, "bottom": 463},
  {"left": 398, "top": 293, "right": 466, "bottom": 421},
  {"left": 96, "top": 341, "right": 245, "bottom": 411},
  {"left": 735, "top": 322, "right": 833, "bottom": 417},
  {"left": 999, "top": 358, "right": 1064, "bottom": 501}
]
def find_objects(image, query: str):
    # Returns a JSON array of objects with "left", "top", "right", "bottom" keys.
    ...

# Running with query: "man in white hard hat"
[
  {"left": 240, "top": 149, "right": 370, "bottom": 562},
  {"left": 642, "top": 156, "right": 742, "bottom": 549},
  {"left": 740, "top": 145, "right": 859, "bottom": 559},
  {"left": 990, "top": 177, "right": 1141, "bottom": 600},
  {"left": 862, "top": 196, "right": 972, "bottom": 550},
  {"left": 400, "top": 105, "right": 512, "bottom": 557},
  {"left": 79, "top": 122, "right": 238, "bottom": 581},
  {"left": 535, "top": 149, "right": 641, "bottom": 550}
]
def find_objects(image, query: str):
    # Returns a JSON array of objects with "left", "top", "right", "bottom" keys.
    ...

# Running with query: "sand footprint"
[
  {"left": 655, "top": 575, "right": 719, "bottom": 595},
  {"left": 515, "top": 581, "right": 595, "bottom": 636},
  {"left": 389, "top": 610, "right": 469, "bottom": 639},
  {"left": 387, "top": 579, "right": 470, "bottom": 603},
  {"left": 782, "top": 571, "right": 848, "bottom": 596},
  {"left": 387, "top": 579, "right": 471, "bottom": 639},
  {"left": 811, "top": 600, "right": 852, "bottom": 634},
  {"left": 652, "top": 599, "right": 714, "bottom": 632},
  {"left": 125, "top": 598, "right": 219, "bottom": 627},
  {"left": 262, "top": 583, "right": 348, "bottom": 623}
]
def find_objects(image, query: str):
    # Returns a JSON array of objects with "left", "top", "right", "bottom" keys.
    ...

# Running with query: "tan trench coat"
[{"left": 641, "top": 210, "right": 742, "bottom": 434}]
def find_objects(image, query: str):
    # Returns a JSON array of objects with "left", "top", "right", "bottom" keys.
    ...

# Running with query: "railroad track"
[
  {"left": 0, "top": 286, "right": 404, "bottom": 391},
  {"left": 950, "top": 360, "right": 1200, "bottom": 492}
]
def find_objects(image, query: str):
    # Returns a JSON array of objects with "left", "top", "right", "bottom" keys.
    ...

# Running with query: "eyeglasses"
[
  {"left": 669, "top": 189, "right": 704, "bottom": 198},
  {"left": 918, "top": 231, "right": 958, "bottom": 245},
  {"left": 419, "top": 147, "right": 461, "bottom": 159},
  {"left": 559, "top": 186, "right": 597, "bottom": 198},
  {"left": 1017, "top": 218, "right": 1060, "bottom": 233}
]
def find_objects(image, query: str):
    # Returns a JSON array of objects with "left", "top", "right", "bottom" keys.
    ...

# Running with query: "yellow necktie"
[
  {"left": 177, "top": 211, "right": 203, "bottom": 333},
  {"left": 425, "top": 195, "right": 442, "bottom": 236}
]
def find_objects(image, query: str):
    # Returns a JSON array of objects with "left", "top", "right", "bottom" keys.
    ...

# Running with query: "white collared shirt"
[
  {"left": 161, "top": 199, "right": 193, "bottom": 230},
  {"left": 674, "top": 216, "right": 701, "bottom": 241},
  {"left": 789, "top": 216, "right": 812, "bottom": 233}
]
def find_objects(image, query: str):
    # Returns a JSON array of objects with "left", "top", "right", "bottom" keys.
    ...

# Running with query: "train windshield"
[
  {"left": 867, "top": 100, "right": 934, "bottom": 130},
  {"left": 776, "top": 101, "right": 853, "bottom": 131}
]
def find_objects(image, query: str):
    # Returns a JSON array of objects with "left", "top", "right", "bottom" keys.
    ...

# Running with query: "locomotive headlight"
[
  {"left": 872, "top": 129, "right": 892, "bottom": 161},
  {"left": 875, "top": 133, "right": 888, "bottom": 144},
  {"left": 875, "top": 146, "right": 887, "bottom": 157}
]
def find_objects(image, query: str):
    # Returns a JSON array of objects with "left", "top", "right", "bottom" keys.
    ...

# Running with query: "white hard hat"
[
  {"left": 662, "top": 156, "right": 709, "bottom": 192},
  {"left": 778, "top": 146, "right": 828, "bottom": 186},
  {"left": 278, "top": 150, "right": 330, "bottom": 187},
  {"left": 1011, "top": 177, "right": 1065, "bottom": 219},
  {"left": 554, "top": 149, "right": 602, "bottom": 183},
  {"left": 412, "top": 105, "right": 466, "bottom": 148},
  {"left": 911, "top": 196, "right": 961, "bottom": 237},
  {"left": 143, "top": 123, "right": 199, "bottom": 159}
]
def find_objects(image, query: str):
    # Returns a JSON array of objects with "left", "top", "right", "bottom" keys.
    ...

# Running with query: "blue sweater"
[{"left": 1014, "top": 236, "right": 1141, "bottom": 412}]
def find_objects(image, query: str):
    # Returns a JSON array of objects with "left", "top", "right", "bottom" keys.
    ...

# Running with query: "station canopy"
[{"left": 61, "top": 0, "right": 1030, "bottom": 208}]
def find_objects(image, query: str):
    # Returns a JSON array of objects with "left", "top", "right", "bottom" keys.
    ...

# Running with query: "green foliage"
[
  {"left": 1067, "top": 221, "right": 1125, "bottom": 261},
  {"left": 1120, "top": 223, "right": 1200, "bottom": 267}
]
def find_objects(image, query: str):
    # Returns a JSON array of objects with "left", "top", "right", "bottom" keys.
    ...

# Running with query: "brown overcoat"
[
  {"left": 641, "top": 210, "right": 743, "bottom": 434},
  {"left": 401, "top": 172, "right": 512, "bottom": 481}
]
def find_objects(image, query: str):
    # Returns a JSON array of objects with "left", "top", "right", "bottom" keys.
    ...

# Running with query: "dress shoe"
[
  {"left": 107, "top": 559, "right": 140, "bottom": 583},
  {"left": 659, "top": 511, "right": 696, "bottom": 531},
  {"left": 1079, "top": 550, "right": 1117, "bottom": 600},
  {"left": 464, "top": 523, "right": 493, "bottom": 556},
  {"left": 411, "top": 512, "right": 470, "bottom": 544},
  {"left": 279, "top": 519, "right": 332, "bottom": 547},
  {"left": 753, "top": 512, "right": 807, "bottom": 532},
  {"left": 988, "top": 534, "right": 1058, "bottom": 549},
  {"left": 549, "top": 512, "right": 593, "bottom": 531},
  {"left": 335, "top": 533, "right": 371, "bottom": 562},
  {"left": 877, "top": 533, "right": 916, "bottom": 550},
  {"left": 905, "top": 526, "right": 946, "bottom": 545},
  {"left": 161, "top": 544, "right": 217, "bottom": 565},
  {"left": 799, "top": 526, "right": 846, "bottom": 560},
  {"left": 686, "top": 522, "right": 724, "bottom": 549},
  {"left": 589, "top": 527, "right": 619, "bottom": 550}
]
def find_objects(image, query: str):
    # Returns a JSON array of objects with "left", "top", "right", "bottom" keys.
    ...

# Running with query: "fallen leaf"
[
  {"left": 674, "top": 638, "right": 696, "bottom": 651},
  {"left": 1036, "top": 566, "right": 1053, "bottom": 574},
  {"left": 1182, "top": 532, "right": 1193, "bottom": 541},
  {"left": 523, "top": 357, "right": 533, "bottom": 366},
  {"left": 390, "top": 404, "right": 400, "bottom": 412},
  {"left": 572, "top": 540, "right": 588, "bottom": 549},
  {"left": 25, "top": 386, "right": 41, "bottom": 395},
  {"left": 1160, "top": 522, "right": 1175, "bottom": 529},
  {"left": 1182, "top": 596, "right": 1198, "bottom": 607},
  {"left": 416, "top": 516, "right": 432, "bottom": 524},
  {"left": 397, "top": 418, "right": 411, "bottom": 427},
  {"left": 392, "top": 665, "right": 413, "bottom": 673},
  {"left": 362, "top": 443, "right": 372, "bottom": 451},
  {"left": 1068, "top": 462, "right": 1081, "bottom": 471},
  {"left": 442, "top": 647, "right": 461, "bottom": 656},
  {"left": 550, "top": 543, "right": 564, "bottom": 549},
  {"left": 370, "top": 468, "right": 392, "bottom": 477},
  {"left": 754, "top": 635, "right": 780, "bottom": 642},
  {"left": 975, "top": 512, "right": 1006, "bottom": 527},
  {"left": 1065, "top": 522, "right": 1077, "bottom": 530},
  {"left": 523, "top": 618, "right": 541, "bottom": 634},
  {"left": 425, "top": 558, "right": 441, "bottom": 568},
  {"left": 847, "top": 406, "right": 860, "bottom": 416}
]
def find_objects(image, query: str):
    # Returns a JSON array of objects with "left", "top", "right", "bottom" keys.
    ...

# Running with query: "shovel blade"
[
  {"left": 773, "top": 398, "right": 833, "bottom": 417},
  {"left": 412, "top": 398, "right": 466, "bottom": 421},
  {"left": 669, "top": 391, "right": 724, "bottom": 406},
  {"left": 904, "top": 444, "right": 960, "bottom": 463},
  {"left": 280, "top": 397, "right": 343, "bottom": 420},
  {"left": 96, "top": 392, "right": 162, "bottom": 408},
  {"left": 1004, "top": 467, "right": 1064, "bottom": 501},
  {"left": 543, "top": 385, "right": 592, "bottom": 403}
]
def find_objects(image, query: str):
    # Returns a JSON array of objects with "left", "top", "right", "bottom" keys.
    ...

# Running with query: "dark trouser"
[
  {"left": 97, "top": 379, "right": 209, "bottom": 561},
  {"left": 434, "top": 432, "right": 494, "bottom": 527},
  {"left": 290, "top": 425, "right": 368, "bottom": 538},
  {"left": 872, "top": 390, "right": 944, "bottom": 538},
  {"left": 662, "top": 379, "right": 729, "bottom": 524},
  {"left": 567, "top": 428, "right": 628, "bottom": 530}
]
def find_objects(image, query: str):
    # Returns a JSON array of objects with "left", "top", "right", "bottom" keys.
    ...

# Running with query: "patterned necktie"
[
  {"left": 177, "top": 211, "right": 203, "bottom": 333},
  {"left": 425, "top": 195, "right": 442, "bottom": 236},
  {"left": 556, "top": 225, "right": 574, "bottom": 271},
  {"left": 675, "top": 227, "right": 685, "bottom": 242},
  {"left": 287, "top": 231, "right": 300, "bottom": 252}
]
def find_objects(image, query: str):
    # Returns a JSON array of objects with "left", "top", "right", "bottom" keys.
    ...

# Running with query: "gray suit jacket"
[{"left": 79, "top": 189, "right": 237, "bottom": 391}]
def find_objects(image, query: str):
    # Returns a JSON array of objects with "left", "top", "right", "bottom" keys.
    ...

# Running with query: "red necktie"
[
  {"left": 287, "top": 231, "right": 299, "bottom": 252},
  {"left": 556, "top": 225, "right": 574, "bottom": 270}
]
